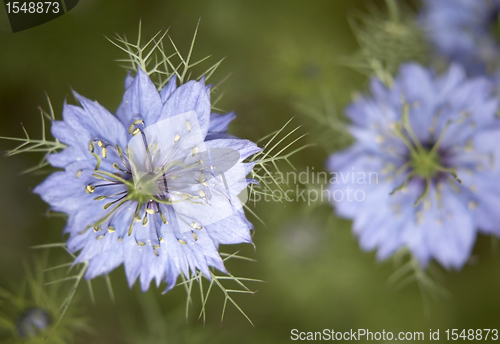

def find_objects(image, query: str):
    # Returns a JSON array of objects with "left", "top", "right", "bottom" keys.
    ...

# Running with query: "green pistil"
[
  {"left": 409, "top": 146, "right": 440, "bottom": 180},
  {"left": 127, "top": 172, "right": 159, "bottom": 204}
]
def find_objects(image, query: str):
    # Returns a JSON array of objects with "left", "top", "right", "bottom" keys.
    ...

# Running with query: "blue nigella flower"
[
  {"left": 16, "top": 308, "right": 51, "bottom": 338},
  {"left": 328, "top": 63, "right": 500, "bottom": 269},
  {"left": 420, "top": 0, "right": 500, "bottom": 75},
  {"left": 34, "top": 69, "right": 260, "bottom": 292}
]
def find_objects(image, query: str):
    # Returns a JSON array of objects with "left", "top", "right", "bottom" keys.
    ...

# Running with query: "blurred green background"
[{"left": 1, "top": 1, "right": 500, "bottom": 343}]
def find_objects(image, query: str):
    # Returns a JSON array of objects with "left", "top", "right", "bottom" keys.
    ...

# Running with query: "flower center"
[
  {"left": 80, "top": 112, "right": 246, "bottom": 251},
  {"left": 409, "top": 144, "right": 440, "bottom": 180},
  {"left": 390, "top": 101, "right": 461, "bottom": 205}
]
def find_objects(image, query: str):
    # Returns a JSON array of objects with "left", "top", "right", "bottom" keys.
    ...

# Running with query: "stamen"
[
  {"left": 192, "top": 146, "right": 198, "bottom": 156},
  {"left": 414, "top": 178, "right": 430, "bottom": 206},
  {"left": 128, "top": 123, "right": 136, "bottom": 134},
  {"left": 94, "top": 191, "right": 127, "bottom": 201},
  {"left": 116, "top": 145, "right": 123, "bottom": 159},
  {"left": 416, "top": 210, "right": 424, "bottom": 225},
  {"left": 154, "top": 250, "right": 159, "bottom": 256},
  {"left": 153, "top": 244, "right": 160, "bottom": 249},
  {"left": 87, "top": 197, "right": 129, "bottom": 231},
  {"left": 96, "top": 234, "right": 105, "bottom": 240},
  {"left": 118, "top": 236, "right": 123, "bottom": 242},
  {"left": 97, "top": 140, "right": 104, "bottom": 147},
  {"left": 468, "top": 201, "right": 478, "bottom": 210},
  {"left": 93, "top": 226, "right": 102, "bottom": 232},
  {"left": 157, "top": 205, "right": 168, "bottom": 224},
  {"left": 142, "top": 214, "right": 148, "bottom": 226},
  {"left": 137, "top": 242, "right": 146, "bottom": 247},
  {"left": 132, "top": 128, "right": 141, "bottom": 136},
  {"left": 174, "top": 134, "right": 180, "bottom": 143},
  {"left": 145, "top": 208, "right": 155, "bottom": 214},
  {"left": 192, "top": 232, "right": 198, "bottom": 241},
  {"left": 401, "top": 101, "right": 424, "bottom": 153},
  {"left": 435, "top": 166, "right": 461, "bottom": 183},
  {"left": 159, "top": 237, "right": 164, "bottom": 243},
  {"left": 88, "top": 141, "right": 95, "bottom": 152},
  {"left": 104, "top": 195, "right": 127, "bottom": 210},
  {"left": 465, "top": 138, "right": 473, "bottom": 152},
  {"left": 178, "top": 239, "right": 187, "bottom": 245},
  {"left": 85, "top": 185, "right": 96, "bottom": 194},
  {"left": 90, "top": 151, "right": 102, "bottom": 170},
  {"left": 108, "top": 226, "right": 115, "bottom": 233},
  {"left": 102, "top": 147, "right": 108, "bottom": 158},
  {"left": 76, "top": 170, "right": 82, "bottom": 179},
  {"left": 389, "top": 172, "right": 415, "bottom": 196},
  {"left": 92, "top": 173, "right": 110, "bottom": 181}
]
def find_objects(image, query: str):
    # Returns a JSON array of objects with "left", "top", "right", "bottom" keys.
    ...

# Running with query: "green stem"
[{"left": 385, "top": 0, "right": 400, "bottom": 23}]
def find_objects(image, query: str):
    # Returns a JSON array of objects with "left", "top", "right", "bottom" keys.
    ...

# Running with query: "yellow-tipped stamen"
[{"left": 414, "top": 178, "right": 430, "bottom": 206}]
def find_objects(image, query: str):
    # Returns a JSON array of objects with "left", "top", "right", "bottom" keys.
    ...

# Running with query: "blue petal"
[
  {"left": 159, "top": 75, "right": 177, "bottom": 103},
  {"left": 124, "top": 71, "right": 134, "bottom": 89},
  {"left": 48, "top": 97, "right": 128, "bottom": 167},
  {"left": 209, "top": 112, "right": 236, "bottom": 133},
  {"left": 159, "top": 78, "right": 211, "bottom": 137},
  {"left": 205, "top": 209, "right": 253, "bottom": 247},
  {"left": 116, "top": 68, "right": 163, "bottom": 129},
  {"left": 84, "top": 245, "right": 124, "bottom": 279},
  {"left": 205, "top": 139, "right": 262, "bottom": 160},
  {"left": 205, "top": 132, "right": 238, "bottom": 141}
]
